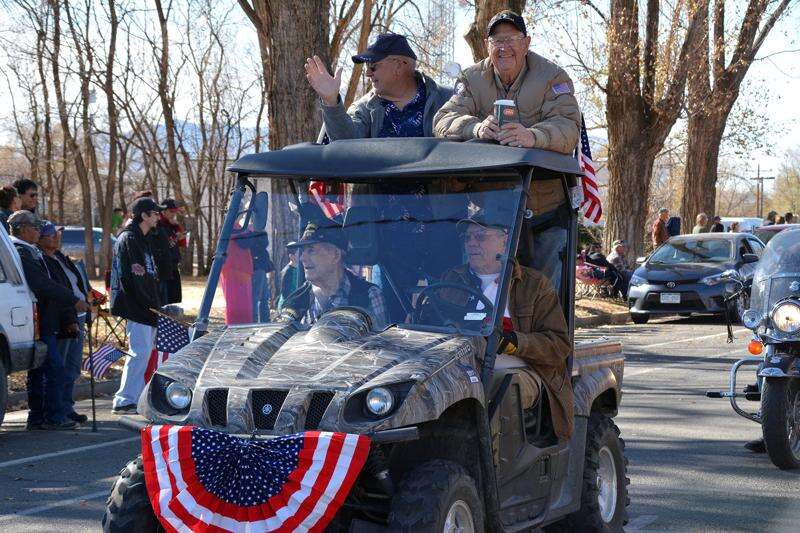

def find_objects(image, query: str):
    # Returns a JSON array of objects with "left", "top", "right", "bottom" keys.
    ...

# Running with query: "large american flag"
[
  {"left": 308, "top": 181, "right": 344, "bottom": 220},
  {"left": 579, "top": 117, "right": 603, "bottom": 223},
  {"left": 141, "top": 425, "right": 371, "bottom": 532},
  {"left": 82, "top": 344, "right": 124, "bottom": 379},
  {"left": 144, "top": 314, "right": 191, "bottom": 384}
]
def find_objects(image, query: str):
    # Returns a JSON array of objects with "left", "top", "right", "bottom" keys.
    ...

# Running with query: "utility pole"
[{"left": 751, "top": 164, "right": 775, "bottom": 219}]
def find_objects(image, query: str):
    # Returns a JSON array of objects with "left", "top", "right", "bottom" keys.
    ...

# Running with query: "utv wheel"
[
  {"left": 389, "top": 460, "right": 483, "bottom": 533},
  {"left": 761, "top": 378, "right": 800, "bottom": 470},
  {"left": 631, "top": 313, "right": 649, "bottom": 325},
  {"left": 102, "top": 455, "right": 162, "bottom": 532},
  {"left": 566, "top": 413, "right": 630, "bottom": 532}
]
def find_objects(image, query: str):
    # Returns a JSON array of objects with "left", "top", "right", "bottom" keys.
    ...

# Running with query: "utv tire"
[
  {"left": 389, "top": 460, "right": 484, "bottom": 533},
  {"left": 761, "top": 378, "right": 800, "bottom": 470},
  {"left": 631, "top": 313, "right": 649, "bottom": 325},
  {"left": 102, "top": 455, "right": 162, "bottom": 532},
  {"left": 564, "top": 413, "right": 630, "bottom": 532}
]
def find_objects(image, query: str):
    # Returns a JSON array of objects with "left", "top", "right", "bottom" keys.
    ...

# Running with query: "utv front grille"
[
  {"left": 205, "top": 389, "right": 228, "bottom": 427},
  {"left": 305, "top": 392, "right": 335, "bottom": 430},
  {"left": 252, "top": 390, "right": 289, "bottom": 430}
]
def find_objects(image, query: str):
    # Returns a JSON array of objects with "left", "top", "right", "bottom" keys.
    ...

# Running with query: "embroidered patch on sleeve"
[
  {"left": 131, "top": 263, "right": 145, "bottom": 276},
  {"left": 552, "top": 82, "right": 571, "bottom": 95}
]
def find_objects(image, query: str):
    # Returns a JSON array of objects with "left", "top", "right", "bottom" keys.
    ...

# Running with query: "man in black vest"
[{"left": 281, "top": 222, "right": 387, "bottom": 329}]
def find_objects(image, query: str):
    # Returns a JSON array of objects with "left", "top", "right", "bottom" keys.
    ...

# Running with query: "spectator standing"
[
  {"left": 785, "top": 212, "right": 794, "bottom": 224},
  {"left": 110, "top": 198, "right": 163, "bottom": 413},
  {"left": 42, "top": 222, "right": 91, "bottom": 424},
  {"left": 154, "top": 199, "right": 185, "bottom": 305},
  {"left": 278, "top": 245, "right": 299, "bottom": 310},
  {"left": 763, "top": 210, "right": 777, "bottom": 226},
  {"left": 13, "top": 178, "right": 38, "bottom": 213},
  {"left": 776, "top": 215, "right": 786, "bottom": 225},
  {"left": 8, "top": 212, "right": 89, "bottom": 430},
  {"left": 710, "top": 216, "right": 724, "bottom": 232},
  {"left": 729, "top": 221, "right": 741, "bottom": 232},
  {"left": 0, "top": 185, "right": 20, "bottom": 232},
  {"left": 692, "top": 213, "right": 708, "bottom": 234},
  {"left": 652, "top": 208, "right": 670, "bottom": 248}
]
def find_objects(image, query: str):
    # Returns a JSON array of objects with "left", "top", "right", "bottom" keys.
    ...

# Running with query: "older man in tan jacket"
[{"left": 434, "top": 11, "right": 581, "bottom": 293}]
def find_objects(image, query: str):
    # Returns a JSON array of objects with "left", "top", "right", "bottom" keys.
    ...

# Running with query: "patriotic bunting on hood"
[{"left": 141, "top": 425, "right": 371, "bottom": 532}]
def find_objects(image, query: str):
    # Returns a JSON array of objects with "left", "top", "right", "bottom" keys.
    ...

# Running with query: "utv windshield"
[
  {"left": 649, "top": 238, "right": 733, "bottom": 264},
  {"left": 211, "top": 174, "right": 525, "bottom": 336},
  {"left": 749, "top": 227, "right": 800, "bottom": 314}
]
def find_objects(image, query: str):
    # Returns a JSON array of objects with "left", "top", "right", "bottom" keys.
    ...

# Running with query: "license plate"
[{"left": 660, "top": 293, "right": 680, "bottom": 304}]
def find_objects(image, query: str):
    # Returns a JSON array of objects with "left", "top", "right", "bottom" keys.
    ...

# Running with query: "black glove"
[{"left": 497, "top": 331, "right": 518, "bottom": 355}]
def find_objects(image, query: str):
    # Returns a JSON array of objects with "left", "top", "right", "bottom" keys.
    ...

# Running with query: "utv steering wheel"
[{"left": 413, "top": 282, "right": 495, "bottom": 328}]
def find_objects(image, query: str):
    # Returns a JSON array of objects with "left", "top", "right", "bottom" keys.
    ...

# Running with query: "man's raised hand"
[{"left": 304, "top": 55, "right": 342, "bottom": 107}]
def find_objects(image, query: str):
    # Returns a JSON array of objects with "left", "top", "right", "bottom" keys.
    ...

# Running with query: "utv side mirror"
[
  {"left": 636, "top": 256, "right": 647, "bottom": 264},
  {"left": 343, "top": 206, "right": 379, "bottom": 264},
  {"left": 742, "top": 253, "right": 759, "bottom": 264}
]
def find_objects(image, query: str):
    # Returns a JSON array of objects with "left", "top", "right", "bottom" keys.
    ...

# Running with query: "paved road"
[{"left": 0, "top": 316, "right": 798, "bottom": 531}]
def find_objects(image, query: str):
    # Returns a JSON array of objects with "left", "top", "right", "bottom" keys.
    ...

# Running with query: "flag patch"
[{"left": 552, "top": 82, "right": 571, "bottom": 95}]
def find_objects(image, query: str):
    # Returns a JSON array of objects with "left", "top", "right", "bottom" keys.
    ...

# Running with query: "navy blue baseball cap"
[
  {"left": 487, "top": 10, "right": 527, "bottom": 36},
  {"left": 352, "top": 33, "right": 417, "bottom": 64}
]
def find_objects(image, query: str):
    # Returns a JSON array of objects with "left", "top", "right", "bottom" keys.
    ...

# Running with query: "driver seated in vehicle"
[
  {"left": 441, "top": 210, "right": 574, "bottom": 440},
  {"left": 280, "top": 221, "right": 388, "bottom": 329}
]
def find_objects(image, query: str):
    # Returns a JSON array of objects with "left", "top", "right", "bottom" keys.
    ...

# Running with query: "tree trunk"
[
  {"left": 464, "top": 0, "right": 526, "bottom": 61},
  {"left": 344, "top": 0, "right": 373, "bottom": 108},
  {"left": 681, "top": 113, "right": 726, "bottom": 228}
]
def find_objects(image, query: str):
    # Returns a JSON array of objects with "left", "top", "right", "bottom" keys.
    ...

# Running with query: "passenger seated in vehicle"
[
  {"left": 280, "top": 222, "right": 388, "bottom": 329},
  {"left": 441, "top": 209, "right": 574, "bottom": 440}
]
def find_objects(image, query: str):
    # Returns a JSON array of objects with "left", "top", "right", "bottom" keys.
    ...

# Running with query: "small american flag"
[
  {"left": 82, "top": 344, "right": 124, "bottom": 379},
  {"left": 141, "top": 425, "right": 371, "bottom": 532},
  {"left": 308, "top": 181, "right": 344, "bottom": 219},
  {"left": 579, "top": 116, "right": 602, "bottom": 223},
  {"left": 155, "top": 314, "right": 190, "bottom": 354}
]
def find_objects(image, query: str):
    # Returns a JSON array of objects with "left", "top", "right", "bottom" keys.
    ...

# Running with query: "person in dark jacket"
[
  {"left": 0, "top": 185, "right": 20, "bottom": 232},
  {"left": 9, "top": 211, "right": 90, "bottom": 430},
  {"left": 40, "top": 222, "right": 91, "bottom": 424},
  {"left": 152, "top": 199, "right": 184, "bottom": 305},
  {"left": 110, "top": 197, "right": 163, "bottom": 413}
]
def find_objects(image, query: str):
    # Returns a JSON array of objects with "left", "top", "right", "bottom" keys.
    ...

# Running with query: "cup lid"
[{"left": 494, "top": 99, "right": 515, "bottom": 105}]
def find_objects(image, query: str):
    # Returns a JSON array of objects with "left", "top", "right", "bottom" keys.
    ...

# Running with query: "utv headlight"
[
  {"left": 771, "top": 301, "right": 800, "bottom": 334},
  {"left": 629, "top": 274, "right": 647, "bottom": 287},
  {"left": 165, "top": 382, "right": 193, "bottom": 410},
  {"left": 365, "top": 387, "right": 394, "bottom": 416}
]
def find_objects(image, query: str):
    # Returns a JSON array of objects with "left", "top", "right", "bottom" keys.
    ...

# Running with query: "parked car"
[
  {"left": 628, "top": 233, "right": 765, "bottom": 324},
  {"left": 60, "top": 226, "right": 116, "bottom": 267},
  {"left": 752, "top": 223, "right": 795, "bottom": 245},
  {"left": 0, "top": 226, "right": 46, "bottom": 426},
  {"left": 719, "top": 217, "right": 762, "bottom": 233}
]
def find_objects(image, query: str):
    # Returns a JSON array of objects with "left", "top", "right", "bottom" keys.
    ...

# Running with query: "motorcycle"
[{"left": 707, "top": 227, "right": 800, "bottom": 470}]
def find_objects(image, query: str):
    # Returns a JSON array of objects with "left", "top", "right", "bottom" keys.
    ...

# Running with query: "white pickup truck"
[{"left": 0, "top": 225, "right": 46, "bottom": 426}]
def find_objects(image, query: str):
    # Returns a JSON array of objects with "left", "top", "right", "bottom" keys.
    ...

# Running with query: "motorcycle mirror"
[{"left": 742, "top": 253, "right": 759, "bottom": 264}]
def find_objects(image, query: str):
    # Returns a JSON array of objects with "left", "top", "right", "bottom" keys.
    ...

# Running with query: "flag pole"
[{"left": 86, "top": 314, "right": 98, "bottom": 432}]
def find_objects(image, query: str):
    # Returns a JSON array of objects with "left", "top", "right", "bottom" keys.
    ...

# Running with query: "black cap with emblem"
[{"left": 487, "top": 10, "right": 527, "bottom": 36}]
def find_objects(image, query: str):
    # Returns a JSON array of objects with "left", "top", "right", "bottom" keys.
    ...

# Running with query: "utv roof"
[{"left": 227, "top": 138, "right": 583, "bottom": 180}]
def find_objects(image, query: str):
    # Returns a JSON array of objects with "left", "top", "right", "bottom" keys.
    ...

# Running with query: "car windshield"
[
  {"left": 649, "top": 238, "right": 733, "bottom": 264},
  {"left": 210, "top": 174, "right": 525, "bottom": 336}
]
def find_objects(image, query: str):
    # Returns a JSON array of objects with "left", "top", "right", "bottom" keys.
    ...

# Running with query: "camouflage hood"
[{"left": 141, "top": 309, "right": 487, "bottom": 434}]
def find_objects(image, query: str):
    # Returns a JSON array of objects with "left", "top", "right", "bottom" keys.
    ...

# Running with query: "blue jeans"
[
  {"left": 27, "top": 334, "right": 67, "bottom": 424},
  {"left": 252, "top": 269, "right": 271, "bottom": 323},
  {"left": 57, "top": 315, "right": 86, "bottom": 415}
]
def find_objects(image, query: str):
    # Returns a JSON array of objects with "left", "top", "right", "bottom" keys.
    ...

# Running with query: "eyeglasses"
[
  {"left": 463, "top": 229, "right": 507, "bottom": 243},
  {"left": 488, "top": 34, "right": 526, "bottom": 46},
  {"left": 365, "top": 57, "right": 404, "bottom": 72}
]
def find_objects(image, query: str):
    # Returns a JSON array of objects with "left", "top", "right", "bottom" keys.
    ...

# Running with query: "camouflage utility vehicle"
[{"left": 104, "top": 138, "right": 628, "bottom": 532}]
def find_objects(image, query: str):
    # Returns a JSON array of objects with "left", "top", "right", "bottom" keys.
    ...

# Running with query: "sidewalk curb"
[
  {"left": 575, "top": 310, "right": 631, "bottom": 328},
  {"left": 6, "top": 378, "right": 121, "bottom": 410}
]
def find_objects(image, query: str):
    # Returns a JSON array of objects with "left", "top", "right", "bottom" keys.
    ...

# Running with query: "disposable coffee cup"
[{"left": 494, "top": 99, "right": 519, "bottom": 127}]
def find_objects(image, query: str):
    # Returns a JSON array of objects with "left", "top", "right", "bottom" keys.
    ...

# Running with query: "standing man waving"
[{"left": 110, "top": 197, "right": 163, "bottom": 414}]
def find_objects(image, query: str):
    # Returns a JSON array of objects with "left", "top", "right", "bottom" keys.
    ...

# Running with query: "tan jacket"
[
  {"left": 443, "top": 263, "right": 574, "bottom": 439},
  {"left": 433, "top": 51, "right": 580, "bottom": 215}
]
